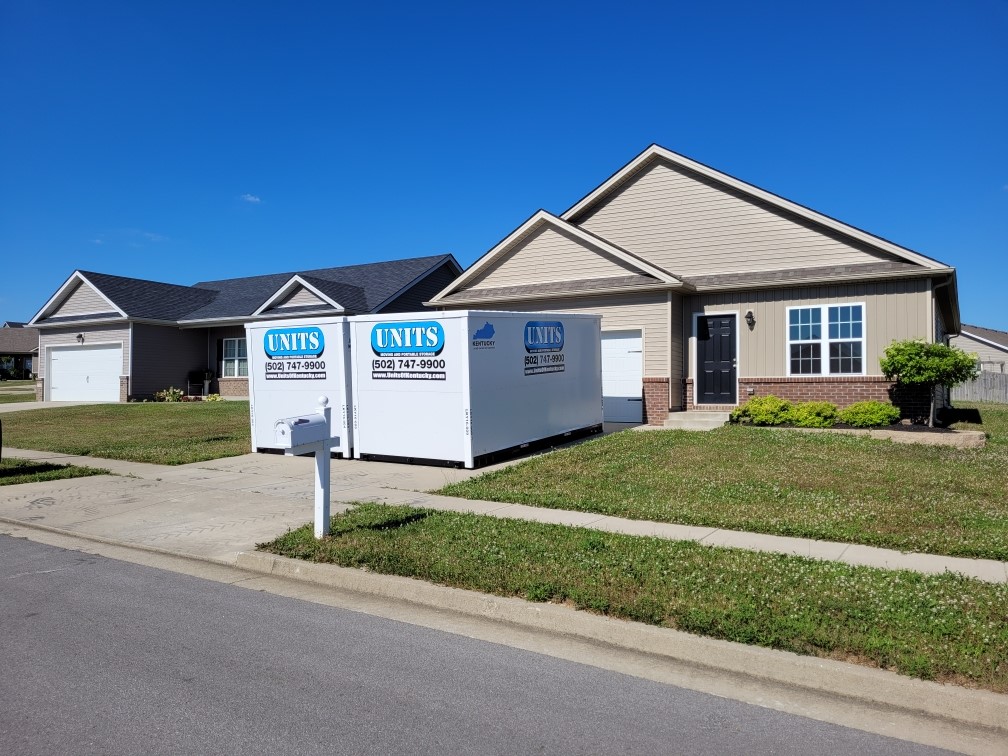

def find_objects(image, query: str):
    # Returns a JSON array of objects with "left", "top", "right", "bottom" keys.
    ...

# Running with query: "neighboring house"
[
  {"left": 29, "top": 255, "right": 461, "bottom": 401},
  {"left": 429, "top": 145, "right": 960, "bottom": 424},
  {"left": 951, "top": 324, "right": 1008, "bottom": 373},
  {"left": 0, "top": 322, "right": 38, "bottom": 380}
]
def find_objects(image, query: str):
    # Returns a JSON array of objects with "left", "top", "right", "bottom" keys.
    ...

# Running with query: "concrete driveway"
[{"left": 0, "top": 447, "right": 498, "bottom": 562}]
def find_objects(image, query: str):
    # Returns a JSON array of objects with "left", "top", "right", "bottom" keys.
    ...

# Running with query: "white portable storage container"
[
  {"left": 245, "top": 316, "right": 353, "bottom": 457},
  {"left": 349, "top": 310, "right": 603, "bottom": 468}
]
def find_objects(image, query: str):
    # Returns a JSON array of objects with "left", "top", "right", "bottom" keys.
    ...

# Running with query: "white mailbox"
[
  {"left": 275, "top": 396, "right": 333, "bottom": 539},
  {"left": 274, "top": 414, "right": 329, "bottom": 450}
]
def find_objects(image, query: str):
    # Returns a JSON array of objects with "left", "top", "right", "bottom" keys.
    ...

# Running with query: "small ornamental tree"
[{"left": 879, "top": 340, "right": 979, "bottom": 426}]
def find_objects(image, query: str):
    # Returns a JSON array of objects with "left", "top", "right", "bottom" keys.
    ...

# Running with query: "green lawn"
[
  {"left": 261, "top": 504, "right": 1008, "bottom": 692},
  {"left": 0, "top": 402, "right": 252, "bottom": 464},
  {"left": 0, "top": 457, "right": 109, "bottom": 485},
  {"left": 0, "top": 380, "right": 35, "bottom": 387},
  {"left": 0, "top": 393, "right": 35, "bottom": 403},
  {"left": 439, "top": 402, "right": 1008, "bottom": 561}
]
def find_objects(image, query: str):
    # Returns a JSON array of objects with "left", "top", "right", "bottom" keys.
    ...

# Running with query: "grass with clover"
[
  {"left": 438, "top": 402, "right": 1008, "bottom": 560},
  {"left": 260, "top": 503, "right": 1008, "bottom": 691}
]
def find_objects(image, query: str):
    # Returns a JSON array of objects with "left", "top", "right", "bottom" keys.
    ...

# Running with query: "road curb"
[{"left": 236, "top": 549, "right": 1008, "bottom": 736}]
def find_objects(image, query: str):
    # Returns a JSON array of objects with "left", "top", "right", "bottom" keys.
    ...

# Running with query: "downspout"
[
  {"left": 931, "top": 275, "right": 954, "bottom": 341},
  {"left": 929, "top": 274, "right": 956, "bottom": 422}
]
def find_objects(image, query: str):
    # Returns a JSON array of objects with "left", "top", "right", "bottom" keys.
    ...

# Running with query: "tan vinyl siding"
[
  {"left": 49, "top": 281, "right": 115, "bottom": 317},
  {"left": 38, "top": 325, "right": 130, "bottom": 381},
  {"left": 951, "top": 333, "right": 1008, "bottom": 371},
  {"left": 383, "top": 263, "right": 459, "bottom": 313},
  {"left": 577, "top": 159, "right": 901, "bottom": 277},
  {"left": 131, "top": 324, "right": 208, "bottom": 397},
  {"left": 276, "top": 287, "right": 327, "bottom": 309},
  {"left": 468, "top": 225, "right": 644, "bottom": 290},
  {"left": 684, "top": 278, "right": 931, "bottom": 378},
  {"left": 441, "top": 292, "right": 671, "bottom": 379}
]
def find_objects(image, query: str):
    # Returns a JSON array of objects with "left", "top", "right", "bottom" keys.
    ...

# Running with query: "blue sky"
[{"left": 2, "top": 1, "right": 1006, "bottom": 329}]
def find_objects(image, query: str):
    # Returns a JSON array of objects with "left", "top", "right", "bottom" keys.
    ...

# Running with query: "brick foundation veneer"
[
  {"left": 217, "top": 377, "right": 249, "bottom": 397},
  {"left": 35, "top": 379, "right": 44, "bottom": 401},
  {"left": 684, "top": 377, "right": 931, "bottom": 421},
  {"left": 642, "top": 377, "right": 669, "bottom": 425},
  {"left": 119, "top": 376, "right": 129, "bottom": 402}
]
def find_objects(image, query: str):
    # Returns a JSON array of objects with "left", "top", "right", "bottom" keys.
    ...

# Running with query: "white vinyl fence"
[{"left": 952, "top": 372, "right": 1008, "bottom": 404}]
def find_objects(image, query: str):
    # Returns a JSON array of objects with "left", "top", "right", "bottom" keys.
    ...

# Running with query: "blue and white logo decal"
[
  {"left": 524, "top": 321, "right": 564, "bottom": 353},
  {"left": 472, "top": 322, "right": 495, "bottom": 348},
  {"left": 264, "top": 327, "right": 325, "bottom": 359},
  {"left": 371, "top": 321, "right": 444, "bottom": 355}
]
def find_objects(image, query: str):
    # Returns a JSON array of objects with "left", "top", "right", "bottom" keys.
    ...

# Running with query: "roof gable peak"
[{"left": 562, "top": 144, "right": 950, "bottom": 271}]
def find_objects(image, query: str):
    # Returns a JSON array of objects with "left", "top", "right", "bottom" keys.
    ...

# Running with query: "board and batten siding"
[
  {"left": 37, "top": 324, "right": 130, "bottom": 382},
  {"left": 467, "top": 225, "right": 644, "bottom": 290},
  {"left": 48, "top": 281, "right": 115, "bottom": 317},
  {"left": 950, "top": 333, "right": 1008, "bottom": 371},
  {"left": 684, "top": 278, "right": 931, "bottom": 378},
  {"left": 575, "top": 160, "right": 900, "bottom": 278},
  {"left": 131, "top": 324, "right": 208, "bottom": 397}
]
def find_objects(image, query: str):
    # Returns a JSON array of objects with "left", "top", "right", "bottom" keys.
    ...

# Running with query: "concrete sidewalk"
[
  {"left": 2, "top": 446, "right": 1006, "bottom": 582},
  {"left": 4, "top": 445, "right": 1008, "bottom": 751}
]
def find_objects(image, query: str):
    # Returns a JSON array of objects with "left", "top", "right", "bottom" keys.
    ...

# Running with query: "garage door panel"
[
  {"left": 49, "top": 344, "right": 122, "bottom": 401},
  {"left": 601, "top": 330, "right": 642, "bottom": 423}
]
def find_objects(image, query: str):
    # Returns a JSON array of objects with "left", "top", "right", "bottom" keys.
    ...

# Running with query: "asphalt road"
[{"left": 0, "top": 535, "right": 952, "bottom": 756}]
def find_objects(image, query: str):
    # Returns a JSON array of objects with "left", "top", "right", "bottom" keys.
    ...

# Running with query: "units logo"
[
  {"left": 523, "top": 320, "right": 565, "bottom": 376},
  {"left": 371, "top": 321, "right": 444, "bottom": 356},
  {"left": 264, "top": 327, "right": 325, "bottom": 359},
  {"left": 524, "top": 321, "right": 564, "bottom": 352},
  {"left": 472, "top": 322, "right": 495, "bottom": 349}
]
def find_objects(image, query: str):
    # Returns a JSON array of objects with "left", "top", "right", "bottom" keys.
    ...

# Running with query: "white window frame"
[
  {"left": 222, "top": 337, "right": 248, "bottom": 378},
  {"left": 785, "top": 302, "right": 866, "bottom": 377}
]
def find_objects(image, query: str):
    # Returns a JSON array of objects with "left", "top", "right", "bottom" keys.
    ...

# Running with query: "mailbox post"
[{"left": 274, "top": 396, "right": 332, "bottom": 538}]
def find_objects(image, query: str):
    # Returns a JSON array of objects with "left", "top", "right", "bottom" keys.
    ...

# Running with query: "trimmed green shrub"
[
  {"left": 881, "top": 339, "right": 979, "bottom": 426},
  {"left": 837, "top": 401, "right": 901, "bottom": 428},
  {"left": 787, "top": 401, "right": 838, "bottom": 428},
  {"left": 730, "top": 395, "right": 792, "bottom": 426},
  {"left": 204, "top": 393, "right": 224, "bottom": 402}
]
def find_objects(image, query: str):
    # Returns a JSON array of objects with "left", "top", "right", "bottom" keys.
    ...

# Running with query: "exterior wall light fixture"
[
  {"left": 76, "top": 333, "right": 85, "bottom": 344},
  {"left": 744, "top": 310, "right": 756, "bottom": 330}
]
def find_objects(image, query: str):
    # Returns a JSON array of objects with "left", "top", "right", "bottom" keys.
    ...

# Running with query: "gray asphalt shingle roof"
[
  {"left": 961, "top": 324, "right": 1008, "bottom": 351},
  {"left": 61, "top": 255, "right": 456, "bottom": 323},
  {"left": 0, "top": 325, "right": 39, "bottom": 354}
]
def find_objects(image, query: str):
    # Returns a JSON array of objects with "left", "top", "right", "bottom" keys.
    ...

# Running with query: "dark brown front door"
[{"left": 696, "top": 315, "right": 736, "bottom": 405}]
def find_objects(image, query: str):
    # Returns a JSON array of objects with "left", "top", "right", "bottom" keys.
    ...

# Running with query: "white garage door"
[
  {"left": 601, "top": 330, "right": 643, "bottom": 423},
  {"left": 49, "top": 344, "right": 122, "bottom": 401}
]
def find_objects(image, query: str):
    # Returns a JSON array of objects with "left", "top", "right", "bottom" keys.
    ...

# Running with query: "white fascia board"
[
  {"left": 428, "top": 211, "right": 679, "bottom": 303},
  {"left": 33, "top": 320, "right": 131, "bottom": 330},
  {"left": 177, "top": 309, "right": 344, "bottom": 328},
  {"left": 560, "top": 145, "right": 949, "bottom": 271},
  {"left": 959, "top": 330, "right": 1008, "bottom": 354},
  {"left": 29, "top": 271, "right": 127, "bottom": 324},
  {"left": 252, "top": 274, "right": 344, "bottom": 316}
]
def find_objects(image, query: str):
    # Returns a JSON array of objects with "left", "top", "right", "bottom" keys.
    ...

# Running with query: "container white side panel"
[
  {"left": 466, "top": 313, "right": 603, "bottom": 456},
  {"left": 351, "top": 316, "right": 467, "bottom": 463},
  {"left": 246, "top": 318, "right": 353, "bottom": 456}
]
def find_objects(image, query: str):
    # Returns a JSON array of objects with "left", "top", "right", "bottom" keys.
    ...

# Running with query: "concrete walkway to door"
[{"left": 1, "top": 445, "right": 1005, "bottom": 584}]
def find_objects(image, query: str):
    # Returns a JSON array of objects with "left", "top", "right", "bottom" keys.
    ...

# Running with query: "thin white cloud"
[
  {"left": 241, "top": 193, "right": 262, "bottom": 204},
  {"left": 92, "top": 238, "right": 104, "bottom": 245}
]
